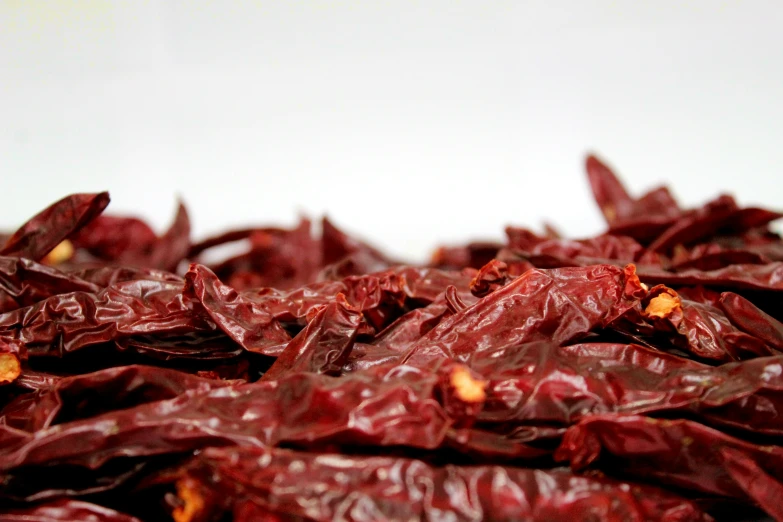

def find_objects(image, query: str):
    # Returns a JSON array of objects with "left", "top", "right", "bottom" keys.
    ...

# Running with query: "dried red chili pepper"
[
  {"left": 668, "top": 242, "right": 771, "bottom": 272},
  {"left": 555, "top": 414, "right": 783, "bottom": 518},
  {"left": 0, "top": 365, "right": 232, "bottom": 432},
  {"left": 0, "top": 278, "right": 214, "bottom": 364},
  {"left": 210, "top": 219, "right": 320, "bottom": 291},
  {"left": 637, "top": 263, "right": 783, "bottom": 292},
  {"left": 402, "top": 264, "right": 646, "bottom": 366},
  {"left": 0, "top": 192, "right": 110, "bottom": 262},
  {"left": 476, "top": 342, "right": 783, "bottom": 437},
  {"left": 506, "top": 228, "right": 646, "bottom": 263},
  {"left": 170, "top": 446, "right": 711, "bottom": 522},
  {"left": 634, "top": 285, "right": 773, "bottom": 362},
  {"left": 68, "top": 265, "right": 184, "bottom": 287},
  {"left": 646, "top": 196, "right": 783, "bottom": 255},
  {"left": 720, "top": 292, "right": 783, "bottom": 353},
  {"left": 1, "top": 153, "right": 782, "bottom": 520},
  {"left": 69, "top": 215, "right": 158, "bottom": 262},
  {"left": 586, "top": 155, "right": 682, "bottom": 242},
  {"left": 0, "top": 362, "right": 534, "bottom": 473}
]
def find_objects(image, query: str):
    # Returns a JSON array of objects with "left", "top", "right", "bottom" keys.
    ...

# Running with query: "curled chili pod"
[
  {"left": 647, "top": 197, "right": 783, "bottom": 255},
  {"left": 0, "top": 192, "right": 110, "bottom": 262},
  {"left": 392, "top": 266, "right": 475, "bottom": 303},
  {"left": 341, "top": 271, "right": 406, "bottom": 331},
  {"left": 720, "top": 446, "right": 783, "bottom": 522},
  {"left": 476, "top": 342, "right": 783, "bottom": 438},
  {"left": 69, "top": 265, "right": 184, "bottom": 287},
  {"left": 645, "top": 195, "right": 740, "bottom": 254},
  {"left": 170, "top": 446, "right": 712, "bottom": 522}
]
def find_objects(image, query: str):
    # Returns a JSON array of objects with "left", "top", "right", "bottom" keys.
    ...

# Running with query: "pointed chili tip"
[
  {"left": 450, "top": 366, "right": 487, "bottom": 403},
  {"left": 172, "top": 477, "right": 204, "bottom": 522},
  {"left": 0, "top": 353, "right": 21, "bottom": 384},
  {"left": 585, "top": 153, "right": 601, "bottom": 168}
]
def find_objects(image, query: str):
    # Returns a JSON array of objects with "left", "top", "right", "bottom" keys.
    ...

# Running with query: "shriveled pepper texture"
[{"left": 0, "top": 156, "right": 782, "bottom": 521}]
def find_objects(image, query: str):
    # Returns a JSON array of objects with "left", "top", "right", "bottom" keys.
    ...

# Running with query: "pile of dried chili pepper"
[{"left": 1, "top": 155, "right": 782, "bottom": 522}]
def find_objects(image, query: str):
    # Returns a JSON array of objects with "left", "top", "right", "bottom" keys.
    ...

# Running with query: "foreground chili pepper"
[
  {"left": 0, "top": 363, "right": 537, "bottom": 474},
  {"left": 555, "top": 414, "right": 783, "bottom": 519},
  {"left": 0, "top": 152, "right": 782, "bottom": 521},
  {"left": 170, "top": 446, "right": 712, "bottom": 522}
]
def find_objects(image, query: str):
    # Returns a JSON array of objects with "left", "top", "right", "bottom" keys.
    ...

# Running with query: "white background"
[{"left": 2, "top": 1, "right": 782, "bottom": 261}]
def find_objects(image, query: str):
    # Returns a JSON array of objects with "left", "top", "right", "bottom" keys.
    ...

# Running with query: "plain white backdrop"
[{"left": 1, "top": 1, "right": 782, "bottom": 261}]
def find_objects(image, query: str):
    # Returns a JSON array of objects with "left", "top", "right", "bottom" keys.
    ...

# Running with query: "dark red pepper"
[
  {"left": 1, "top": 153, "right": 783, "bottom": 520},
  {"left": 1, "top": 192, "right": 110, "bottom": 262},
  {"left": 170, "top": 446, "right": 711, "bottom": 522}
]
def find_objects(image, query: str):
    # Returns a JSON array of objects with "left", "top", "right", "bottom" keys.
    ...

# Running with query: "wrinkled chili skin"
[
  {"left": 0, "top": 256, "right": 100, "bottom": 314},
  {"left": 0, "top": 362, "right": 544, "bottom": 474},
  {"left": 555, "top": 414, "right": 783, "bottom": 510},
  {"left": 173, "top": 446, "right": 711, "bottom": 522},
  {"left": 720, "top": 292, "right": 783, "bottom": 353},
  {"left": 0, "top": 365, "right": 233, "bottom": 432},
  {"left": 1, "top": 155, "right": 783, "bottom": 521},
  {"left": 260, "top": 294, "right": 362, "bottom": 380},
  {"left": 402, "top": 264, "right": 646, "bottom": 366}
]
